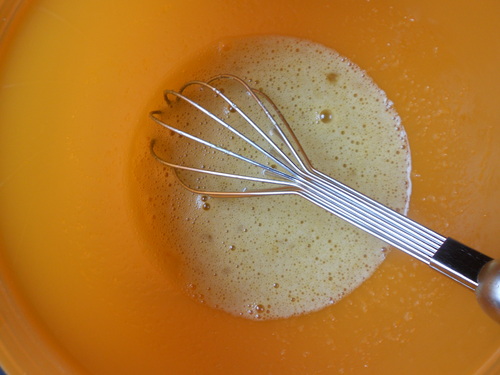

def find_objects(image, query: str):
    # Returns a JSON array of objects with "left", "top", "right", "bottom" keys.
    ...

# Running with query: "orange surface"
[{"left": 0, "top": 0, "right": 499, "bottom": 374}]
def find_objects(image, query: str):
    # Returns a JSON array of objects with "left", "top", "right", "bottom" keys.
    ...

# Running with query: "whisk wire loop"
[{"left": 172, "top": 76, "right": 308, "bottom": 179}]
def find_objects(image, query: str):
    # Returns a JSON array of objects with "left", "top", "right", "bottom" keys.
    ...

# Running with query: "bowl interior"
[{"left": 0, "top": 0, "right": 499, "bottom": 374}]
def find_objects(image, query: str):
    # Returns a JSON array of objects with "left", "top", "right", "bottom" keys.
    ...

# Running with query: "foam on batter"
[{"left": 142, "top": 36, "right": 411, "bottom": 320}]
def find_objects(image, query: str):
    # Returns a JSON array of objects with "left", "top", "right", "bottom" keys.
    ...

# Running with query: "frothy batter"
[{"left": 141, "top": 36, "right": 411, "bottom": 320}]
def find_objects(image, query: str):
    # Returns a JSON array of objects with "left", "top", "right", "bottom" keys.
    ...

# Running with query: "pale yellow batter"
[{"left": 138, "top": 36, "right": 412, "bottom": 320}]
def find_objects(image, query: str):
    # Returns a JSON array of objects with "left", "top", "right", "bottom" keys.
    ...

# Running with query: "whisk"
[{"left": 149, "top": 74, "right": 500, "bottom": 322}]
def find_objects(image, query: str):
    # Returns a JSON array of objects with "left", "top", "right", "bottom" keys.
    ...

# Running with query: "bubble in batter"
[{"left": 139, "top": 36, "right": 412, "bottom": 320}]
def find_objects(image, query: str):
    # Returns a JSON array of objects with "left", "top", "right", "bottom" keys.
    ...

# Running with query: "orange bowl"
[{"left": 0, "top": 0, "right": 499, "bottom": 374}]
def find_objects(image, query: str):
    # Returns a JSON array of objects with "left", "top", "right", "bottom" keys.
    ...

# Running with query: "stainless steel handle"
[{"left": 430, "top": 238, "right": 500, "bottom": 323}]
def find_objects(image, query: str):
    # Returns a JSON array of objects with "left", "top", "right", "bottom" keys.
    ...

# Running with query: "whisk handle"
[
  {"left": 429, "top": 238, "right": 500, "bottom": 322},
  {"left": 475, "top": 259, "right": 500, "bottom": 323}
]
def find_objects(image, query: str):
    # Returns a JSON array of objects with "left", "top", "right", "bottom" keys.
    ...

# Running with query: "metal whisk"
[{"left": 149, "top": 74, "right": 500, "bottom": 322}]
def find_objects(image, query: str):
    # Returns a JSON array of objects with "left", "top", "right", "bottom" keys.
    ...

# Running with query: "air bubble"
[
  {"left": 326, "top": 72, "right": 338, "bottom": 83},
  {"left": 319, "top": 109, "right": 333, "bottom": 123}
]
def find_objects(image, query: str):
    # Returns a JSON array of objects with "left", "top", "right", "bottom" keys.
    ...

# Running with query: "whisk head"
[{"left": 149, "top": 74, "right": 318, "bottom": 198}]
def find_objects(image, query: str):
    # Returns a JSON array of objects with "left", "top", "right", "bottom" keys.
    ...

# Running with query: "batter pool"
[
  {"left": 0, "top": 0, "right": 499, "bottom": 375},
  {"left": 138, "top": 35, "right": 412, "bottom": 320}
]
